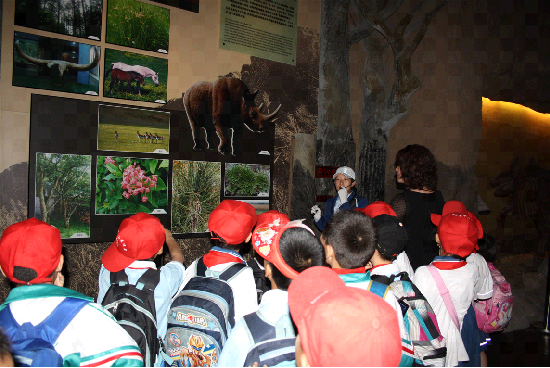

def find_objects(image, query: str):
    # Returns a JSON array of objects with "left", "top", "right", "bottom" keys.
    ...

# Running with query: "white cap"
[{"left": 333, "top": 166, "right": 355, "bottom": 181}]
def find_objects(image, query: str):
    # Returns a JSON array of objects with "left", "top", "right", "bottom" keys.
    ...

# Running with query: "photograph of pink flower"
[{"left": 96, "top": 155, "right": 168, "bottom": 214}]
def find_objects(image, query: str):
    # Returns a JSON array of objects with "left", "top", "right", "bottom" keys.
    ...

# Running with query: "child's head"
[
  {"left": 208, "top": 200, "right": 257, "bottom": 251},
  {"left": 321, "top": 210, "right": 376, "bottom": 269},
  {"left": 102, "top": 212, "right": 166, "bottom": 272},
  {"left": 256, "top": 210, "right": 290, "bottom": 228},
  {"left": 358, "top": 202, "right": 408, "bottom": 263},
  {"left": 477, "top": 233, "right": 498, "bottom": 263},
  {"left": 288, "top": 266, "right": 401, "bottom": 367},
  {"left": 0, "top": 328, "right": 13, "bottom": 367},
  {"left": 332, "top": 166, "right": 356, "bottom": 195},
  {"left": 252, "top": 221, "right": 325, "bottom": 291},
  {"left": 431, "top": 201, "right": 483, "bottom": 258},
  {"left": 0, "top": 218, "right": 63, "bottom": 285}
]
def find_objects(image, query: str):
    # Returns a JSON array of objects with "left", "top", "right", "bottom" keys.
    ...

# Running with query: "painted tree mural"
[{"left": 318, "top": 0, "right": 448, "bottom": 201}]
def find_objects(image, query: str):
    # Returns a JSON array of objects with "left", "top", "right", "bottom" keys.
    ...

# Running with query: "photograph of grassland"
[
  {"left": 15, "top": 0, "right": 103, "bottom": 40},
  {"left": 106, "top": 0, "right": 169, "bottom": 53},
  {"left": 96, "top": 156, "right": 168, "bottom": 215},
  {"left": 98, "top": 104, "right": 170, "bottom": 153},
  {"left": 13, "top": 32, "right": 100, "bottom": 95},
  {"left": 172, "top": 160, "right": 221, "bottom": 234},
  {"left": 34, "top": 153, "right": 91, "bottom": 239},
  {"left": 224, "top": 163, "right": 270, "bottom": 197},
  {"left": 103, "top": 48, "right": 167, "bottom": 102}
]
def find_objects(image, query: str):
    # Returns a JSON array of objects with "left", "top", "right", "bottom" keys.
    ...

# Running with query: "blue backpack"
[
  {"left": 241, "top": 312, "right": 296, "bottom": 367},
  {"left": 0, "top": 297, "right": 89, "bottom": 367},
  {"left": 164, "top": 257, "right": 247, "bottom": 367}
]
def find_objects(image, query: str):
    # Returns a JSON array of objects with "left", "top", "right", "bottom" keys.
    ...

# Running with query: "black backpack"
[
  {"left": 101, "top": 269, "right": 161, "bottom": 367},
  {"left": 241, "top": 312, "right": 296, "bottom": 367},
  {"left": 164, "top": 257, "right": 247, "bottom": 367}
]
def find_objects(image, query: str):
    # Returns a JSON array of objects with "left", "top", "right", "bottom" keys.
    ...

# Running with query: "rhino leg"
[
  {"left": 214, "top": 124, "right": 229, "bottom": 155},
  {"left": 204, "top": 126, "right": 216, "bottom": 150},
  {"left": 190, "top": 124, "right": 203, "bottom": 150},
  {"left": 230, "top": 127, "right": 243, "bottom": 156}
]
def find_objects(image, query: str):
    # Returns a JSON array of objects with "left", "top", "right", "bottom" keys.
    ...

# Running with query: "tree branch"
[{"left": 404, "top": 0, "right": 449, "bottom": 57}]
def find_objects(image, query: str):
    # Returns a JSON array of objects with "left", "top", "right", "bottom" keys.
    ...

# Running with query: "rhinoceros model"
[{"left": 183, "top": 77, "right": 281, "bottom": 155}]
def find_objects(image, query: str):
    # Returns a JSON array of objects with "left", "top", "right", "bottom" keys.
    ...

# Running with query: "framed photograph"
[
  {"left": 96, "top": 156, "right": 168, "bottom": 215},
  {"left": 98, "top": 104, "right": 170, "bottom": 154},
  {"left": 106, "top": 0, "right": 169, "bottom": 53},
  {"left": 236, "top": 199, "right": 269, "bottom": 216},
  {"left": 15, "top": 0, "right": 103, "bottom": 40},
  {"left": 103, "top": 48, "right": 167, "bottom": 103},
  {"left": 224, "top": 163, "right": 270, "bottom": 197},
  {"left": 34, "top": 153, "right": 92, "bottom": 239},
  {"left": 13, "top": 32, "right": 100, "bottom": 95},
  {"left": 172, "top": 160, "right": 221, "bottom": 234}
]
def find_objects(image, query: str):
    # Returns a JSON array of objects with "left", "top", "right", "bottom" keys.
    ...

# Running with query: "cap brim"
[
  {"left": 288, "top": 267, "right": 345, "bottom": 329},
  {"left": 431, "top": 213, "right": 443, "bottom": 226},
  {"left": 102, "top": 240, "right": 136, "bottom": 272}
]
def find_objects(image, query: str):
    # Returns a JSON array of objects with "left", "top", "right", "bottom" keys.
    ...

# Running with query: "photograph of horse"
[{"left": 103, "top": 48, "right": 167, "bottom": 102}]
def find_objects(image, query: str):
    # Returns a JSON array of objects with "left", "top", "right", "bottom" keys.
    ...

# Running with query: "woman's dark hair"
[
  {"left": 269, "top": 227, "right": 325, "bottom": 291},
  {"left": 477, "top": 233, "right": 498, "bottom": 263},
  {"left": 322, "top": 210, "right": 377, "bottom": 269},
  {"left": 395, "top": 144, "right": 438, "bottom": 191}
]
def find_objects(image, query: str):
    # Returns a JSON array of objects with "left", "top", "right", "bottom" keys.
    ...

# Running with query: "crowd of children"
[{"left": 0, "top": 175, "right": 505, "bottom": 367}]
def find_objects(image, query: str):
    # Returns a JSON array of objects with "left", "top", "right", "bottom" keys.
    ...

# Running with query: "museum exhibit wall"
[{"left": 0, "top": 0, "right": 321, "bottom": 299}]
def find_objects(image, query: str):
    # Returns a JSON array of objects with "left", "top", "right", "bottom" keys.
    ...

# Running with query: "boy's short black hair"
[
  {"left": 268, "top": 227, "right": 325, "bottom": 291},
  {"left": 477, "top": 233, "right": 498, "bottom": 263},
  {"left": 0, "top": 328, "right": 12, "bottom": 359},
  {"left": 322, "top": 210, "right": 376, "bottom": 269},
  {"left": 210, "top": 232, "right": 245, "bottom": 252}
]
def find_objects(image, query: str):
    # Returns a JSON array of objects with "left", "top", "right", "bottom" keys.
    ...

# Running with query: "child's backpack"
[
  {"left": 370, "top": 272, "right": 447, "bottom": 367},
  {"left": 101, "top": 268, "right": 161, "bottom": 367},
  {"left": 164, "top": 257, "right": 247, "bottom": 367},
  {"left": 473, "top": 262, "right": 514, "bottom": 333},
  {"left": 0, "top": 297, "right": 89, "bottom": 367},
  {"left": 241, "top": 312, "right": 296, "bottom": 367}
]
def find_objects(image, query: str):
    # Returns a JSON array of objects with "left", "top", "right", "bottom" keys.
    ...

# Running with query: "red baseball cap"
[
  {"left": 256, "top": 210, "right": 290, "bottom": 228},
  {"left": 288, "top": 266, "right": 402, "bottom": 367},
  {"left": 208, "top": 200, "right": 257, "bottom": 245},
  {"left": 431, "top": 201, "right": 483, "bottom": 258},
  {"left": 252, "top": 220, "right": 315, "bottom": 279},
  {"left": 0, "top": 218, "right": 62, "bottom": 284},
  {"left": 102, "top": 212, "right": 166, "bottom": 272},
  {"left": 356, "top": 201, "right": 397, "bottom": 217}
]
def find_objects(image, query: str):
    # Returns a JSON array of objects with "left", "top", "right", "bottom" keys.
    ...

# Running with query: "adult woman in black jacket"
[{"left": 390, "top": 144, "right": 445, "bottom": 270}]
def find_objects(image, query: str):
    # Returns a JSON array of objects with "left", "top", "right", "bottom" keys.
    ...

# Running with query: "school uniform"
[
  {"left": 2, "top": 284, "right": 144, "bottom": 367},
  {"left": 218, "top": 289, "right": 295, "bottom": 367},
  {"left": 415, "top": 256, "right": 480, "bottom": 367},
  {"left": 314, "top": 191, "right": 369, "bottom": 231},
  {"left": 334, "top": 267, "right": 413, "bottom": 365},
  {"left": 466, "top": 253, "right": 493, "bottom": 301},
  {"left": 97, "top": 260, "right": 185, "bottom": 341},
  {"left": 184, "top": 247, "right": 258, "bottom": 323},
  {"left": 393, "top": 251, "right": 415, "bottom": 280}
]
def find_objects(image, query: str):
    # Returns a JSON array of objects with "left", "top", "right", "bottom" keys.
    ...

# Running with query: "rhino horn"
[
  {"left": 264, "top": 104, "right": 282, "bottom": 121},
  {"left": 258, "top": 103, "right": 264, "bottom": 112}
]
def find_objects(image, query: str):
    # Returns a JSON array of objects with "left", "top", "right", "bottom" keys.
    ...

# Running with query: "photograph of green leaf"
[
  {"left": 96, "top": 156, "right": 168, "bottom": 214},
  {"left": 34, "top": 153, "right": 91, "bottom": 239},
  {"left": 106, "top": 0, "right": 169, "bottom": 52},
  {"left": 172, "top": 160, "right": 221, "bottom": 234},
  {"left": 224, "top": 163, "right": 270, "bottom": 197}
]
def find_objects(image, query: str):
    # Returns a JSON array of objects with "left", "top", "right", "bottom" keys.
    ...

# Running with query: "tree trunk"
[{"left": 317, "top": 0, "right": 355, "bottom": 195}]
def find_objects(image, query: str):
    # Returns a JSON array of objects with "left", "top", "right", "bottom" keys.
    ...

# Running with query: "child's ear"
[
  {"left": 245, "top": 232, "right": 253, "bottom": 243},
  {"left": 0, "top": 265, "right": 6, "bottom": 278},
  {"left": 264, "top": 262, "right": 272, "bottom": 279},
  {"left": 56, "top": 254, "right": 64, "bottom": 272}
]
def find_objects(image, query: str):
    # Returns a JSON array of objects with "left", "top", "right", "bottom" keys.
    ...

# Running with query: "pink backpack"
[{"left": 473, "top": 262, "right": 514, "bottom": 333}]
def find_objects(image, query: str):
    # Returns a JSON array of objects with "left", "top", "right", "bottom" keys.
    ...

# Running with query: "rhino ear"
[{"left": 251, "top": 89, "right": 259, "bottom": 99}]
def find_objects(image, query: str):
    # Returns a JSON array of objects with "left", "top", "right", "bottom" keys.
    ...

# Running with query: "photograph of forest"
[
  {"left": 34, "top": 153, "right": 91, "bottom": 239},
  {"left": 15, "top": 0, "right": 103, "bottom": 40},
  {"left": 172, "top": 160, "right": 221, "bottom": 234}
]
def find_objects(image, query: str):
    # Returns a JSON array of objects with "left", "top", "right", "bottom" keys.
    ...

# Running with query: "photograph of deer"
[
  {"left": 34, "top": 153, "right": 91, "bottom": 239},
  {"left": 103, "top": 48, "right": 167, "bottom": 102},
  {"left": 97, "top": 104, "right": 170, "bottom": 153},
  {"left": 13, "top": 32, "right": 101, "bottom": 95},
  {"left": 105, "top": 0, "right": 169, "bottom": 53},
  {"left": 15, "top": 0, "right": 103, "bottom": 40}
]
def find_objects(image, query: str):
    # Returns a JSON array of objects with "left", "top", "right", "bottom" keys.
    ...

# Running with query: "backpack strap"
[
  {"left": 196, "top": 256, "right": 247, "bottom": 281},
  {"left": 242, "top": 313, "right": 276, "bottom": 344},
  {"left": 427, "top": 265, "right": 460, "bottom": 330},
  {"left": 110, "top": 269, "right": 129, "bottom": 285},
  {"left": 135, "top": 268, "right": 161, "bottom": 292},
  {"left": 367, "top": 280, "right": 391, "bottom": 299},
  {"left": 370, "top": 273, "right": 398, "bottom": 286}
]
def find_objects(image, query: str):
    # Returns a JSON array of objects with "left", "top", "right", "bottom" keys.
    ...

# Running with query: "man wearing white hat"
[{"left": 311, "top": 166, "right": 369, "bottom": 231}]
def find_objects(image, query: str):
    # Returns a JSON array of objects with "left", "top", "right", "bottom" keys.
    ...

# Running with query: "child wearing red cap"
[
  {"left": 218, "top": 220, "right": 325, "bottom": 367},
  {"left": 289, "top": 266, "right": 402, "bottom": 367},
  {"left": 320, "top": 209, "right": 412, "bottom": 365},
  {"left": 414, "top": 201, "right": 484, "bottom": 367},
  {"left": 183, "top": 199, "right": 259, "bottom": 322},
  {"left": 97, "top": 212, "right": 185, "bottom": 365},
  {"left": 0, "top": 218, "right": 144, "bottom": 367}
]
